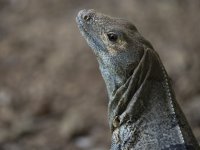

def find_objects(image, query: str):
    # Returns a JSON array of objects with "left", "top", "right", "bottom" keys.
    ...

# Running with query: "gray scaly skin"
[{"left": 76, "top": 9, "right": 200, "bottom": 150}]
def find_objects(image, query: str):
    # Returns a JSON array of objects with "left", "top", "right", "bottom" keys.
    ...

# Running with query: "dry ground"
[{"left": 0, "top": 0, "right": 200, "bottom": 150}]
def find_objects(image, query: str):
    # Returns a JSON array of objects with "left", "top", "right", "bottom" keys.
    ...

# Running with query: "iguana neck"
[
  {"left": 109, "top": 48, "right": 199, "bottom": 149},
  {"left": 97, "top": 49, "right": 143, "bottom": 101},
  {"left": 107, "top": 48, "right": 163, "bottom": 129},
  {"left": 98, "top": 60, "right": 127, "bottom": 100}
]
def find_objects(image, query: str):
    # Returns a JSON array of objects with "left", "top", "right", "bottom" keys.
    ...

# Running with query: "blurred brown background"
[{"left": 0, "top": 0, "right": 200, "bottom": 150}]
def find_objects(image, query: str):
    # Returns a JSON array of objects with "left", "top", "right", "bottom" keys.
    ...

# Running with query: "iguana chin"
[{"left": 76, "top": 9, "right": 200, "bottom": 150}]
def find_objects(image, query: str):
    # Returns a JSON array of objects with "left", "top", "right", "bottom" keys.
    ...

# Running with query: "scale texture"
[{"left": 76, "top": 9, "right": 200, "bottom": 150}]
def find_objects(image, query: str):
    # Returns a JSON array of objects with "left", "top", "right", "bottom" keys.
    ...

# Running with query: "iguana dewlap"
[{"left": 76, "top": 9, "right": 200, "bottom": 150}]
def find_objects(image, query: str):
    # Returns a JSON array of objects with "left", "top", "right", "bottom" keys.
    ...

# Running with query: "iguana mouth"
[
  {"left": 76, "top": 14, "right": 90, "bottom": 39},
  {"left": 76, "top": 10, "right": 105, "bottom": 54},
  {"left": 76, "top": 14, "right": 95, "bottom": 47}
]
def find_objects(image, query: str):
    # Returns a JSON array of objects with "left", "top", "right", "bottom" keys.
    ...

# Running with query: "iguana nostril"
[{"left": 83, "top": 14, "right": 91, "bottom": 21}]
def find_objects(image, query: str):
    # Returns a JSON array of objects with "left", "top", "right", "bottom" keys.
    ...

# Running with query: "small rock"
[
  {"left": 183, "top": 95, "right": 200, "bottom": 127},
  {"left": 59, "top": 109, "right": 89, "bottom": 140},
  {"left": 74, "top": 136, "right": 93, "bottom": 149},
  {"left": 0, "top": 90, "right": 12, "bottom": 106}
]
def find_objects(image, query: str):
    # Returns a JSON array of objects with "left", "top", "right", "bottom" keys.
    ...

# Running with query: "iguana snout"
[{"left": 77, "top": 9, "right": 95, "bottom": 22}]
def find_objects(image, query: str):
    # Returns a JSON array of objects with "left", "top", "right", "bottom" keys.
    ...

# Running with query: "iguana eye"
[{"left": 107, "top": 33, "right": 118, "bottom": 42}]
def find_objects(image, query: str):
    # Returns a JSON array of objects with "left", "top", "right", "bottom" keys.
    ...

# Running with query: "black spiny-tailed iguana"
[{"left": 76, "top": 9, "right": 200, "bottom": 150}]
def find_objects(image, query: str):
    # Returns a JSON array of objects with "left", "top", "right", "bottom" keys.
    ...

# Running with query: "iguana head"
[{"left": 76, "top": 9, "right": 149, "bottom": 97}]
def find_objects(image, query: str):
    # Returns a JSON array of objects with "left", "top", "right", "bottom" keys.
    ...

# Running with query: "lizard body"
[{"left": 76, "top": 9, "right": 200, "bottom": 150}]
